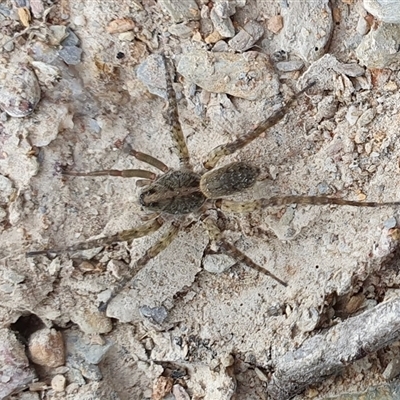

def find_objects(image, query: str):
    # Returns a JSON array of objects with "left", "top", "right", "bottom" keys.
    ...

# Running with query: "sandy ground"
[{"left": 2, "top": 0, "right": 400, "bottom": 399}]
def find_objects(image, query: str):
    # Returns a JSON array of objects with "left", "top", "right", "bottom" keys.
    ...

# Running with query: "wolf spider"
[{"left": 27, "top": 56, "right": 400, "bottom": 311}]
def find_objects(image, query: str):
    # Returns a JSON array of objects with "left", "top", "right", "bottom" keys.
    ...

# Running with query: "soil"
[{"left": 1, "top": 0, "right": 400, "bottom": 399}]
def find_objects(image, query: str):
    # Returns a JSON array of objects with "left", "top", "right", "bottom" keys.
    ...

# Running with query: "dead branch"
[{"left": 267, "top": 296, "right": 400, "bottom": 399}]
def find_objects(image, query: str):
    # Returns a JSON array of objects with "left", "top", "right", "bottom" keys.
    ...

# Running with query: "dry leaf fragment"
[
  {"left": 107, "top": 18, "right": 135, "bottom": 34},
  {"left": 18, "top": 7, "right": 31, "bottom": 27}
]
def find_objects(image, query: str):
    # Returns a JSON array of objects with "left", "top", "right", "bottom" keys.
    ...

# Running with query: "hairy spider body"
[
  {"left": 139, "top": 161, "right": 260, "bottom": 215},
  {"left": 139, "top": 170, "right": 206, "bottom": 214},
  {"left": 200, "top": 162, "right": 260, "bottom": 198},
  {"left": 27, "top": 55, "right": 400, "bottom": 311}
]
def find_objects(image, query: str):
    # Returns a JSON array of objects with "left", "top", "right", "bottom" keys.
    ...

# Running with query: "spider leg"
[
  {"left": 99, "top": 220, "right": 181, "bottom": 311},
  {"left": 163, "top": 56, "right": 192, "bottom": 170},
  {"left": 26, "top": 218, "right": 163, "bottom": 257},
  {"left": 203, "top": 217, "right": 287, "bottom": 287},
  {"left": 203, "top": 82, "right": 316, "bottom": 170},
  {"left": 136, "top": 179, "right": 153, "bottom": 187},
  {"left": 123, "top": 145, "right": 169, "bottom": 172},
  {"left": 62, "top": 169, "right": 156, "bottom": 179},
  {"left": 216, "top": 196, "right": 400, "bottom": 213}
]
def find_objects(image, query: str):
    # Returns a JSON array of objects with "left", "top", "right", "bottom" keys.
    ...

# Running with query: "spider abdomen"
[
  {"left": 200, "top": 162, "right": 260, "bottom": 198},
  {"left": 139, "top": 170, "right": 206, "bottom": 214}
]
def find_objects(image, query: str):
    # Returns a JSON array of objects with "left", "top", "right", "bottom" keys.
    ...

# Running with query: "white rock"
[
  {"left": 203, "top": 254, "right": 233, "bottom": 274},
  {"left": 364, "top": 0, "right": 400, "bottom": 24},
  {"left": 51, "top": 374, "right": 66, "bottom": 392},
  {"left": 279, "top": 0, "right": 333, "bottom": 62}
]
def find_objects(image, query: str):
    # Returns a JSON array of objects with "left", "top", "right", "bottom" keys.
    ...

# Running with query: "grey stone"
[
  {"left": 356, "top": 14, "right": 370, "bottom": 35},
  {"left": 214, "top": 1, "right": 236, "bottom": 18},
  {"left": 357, "top": 108, "right": 376, "bottom": 127},
  {"left": 140, "top": 305, "right": 168, "bottom": 325},
  {"left": 0, "top": 329, "right": 37, "bottom": 398},
  {"left": 384, "top": 217, "right": 397, "bottom": 229},
  {"left": 61, "top": 28, "right": 80, "bottom": 47},
  {"left": 279, "top": 0, "right": 333, "bottom": 62},
  {"left": 203, "top": 254, "right": 233, "bottom": 274},
  {"left": 210, "top": 8, "right": 235, "bottom": 38},
  {"left": 80, "top": 364, "right": 102, "bottom": 381},
  {"left": 383, "top": 357, "right": 400, "bottom": 380},
  {"left": 338, "top": 63, "right": 365, "bottom": 77},
  {"left": 58, "top": 46, "right": 82, "bottom": 65},
  {"left": 275, "top": 60, "right": 304, "bottom": 72},
  {"left": 158, "top": 0, "right": 200, "bottom": 23},
  {"left": 168, "top": 23, "right": 194, "bottom": 38},
  {"left": 356, "top": 22, "right": 400, "bottom": 69},
  {"left": 364, "top": 0, "right": 400, "bottom": 24},
  {"left": 229, "top": 21, "right": 264, "bottom": 52},
  {"left": 3, "top": 38, "right": 14, "bottom": 52},
  {"left": 177, "top": 50, "right": 279, "bottom": 101},
  {"left": 137, "top": 54, "right": 168, "bottom": 99},
  {"left": 212, "top": 40, "right": 229, "bottom": 52},
  {"left": 64, "top": 330, "right": 113, "bottom": 365}
]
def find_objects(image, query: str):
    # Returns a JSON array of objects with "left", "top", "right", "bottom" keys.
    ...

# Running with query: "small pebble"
[
  {"left": 275, "top": 60, "right": 304, "bottom": 72},
  {"left": 229, "top": 21, "right": 264, "bottom": 52},
  {"left": 357, "top": 108, "right": 376, "bottom": 127},
  {"left": 30, "top": 0, "right": 44, "bottom": 18},
  {"left": 384, "top": 81, "right": 398, "bottom": 91},
  {"left": 356, "top": 15, "right": 370, "bottom": 35},
  {"left": 152, "top": 376, "right": 173, "bottom": 400},
  {"left": 384, "top": 217, "right": 397, "bottom": 229},
  {"left": 140, "top": 305, "right": 168, "bottom": 325},
  {"left": 173, "top": 384, "right": 191, "bottom": 400},
  {"left": 212, "top": 40, "right": 229, "bottom": 52},
  {"left": 168, "top": 23, "right": 194, "bottom": 38},
  {"left": 203, "top": 254, "right": 233, "bottom": 274},
  {"left": 205, "top": 30, "right": 224, "bottom": 44},
  {"left": 214, "top": 1, "right": 236, "bottom": 18},
  {"left": 71, "top": 307, "right": 112, "bottom": 334},
  {"left": 58, "top": 46, "right": 82, "bottom": 65},
  {"left": 383, "top": 357, "right": 400, "bottom": 380},
  {"left": 210, "top": 8, "right": 235, "bottom": 38},
  {"left": 137, "top": 54, "right": 168, "bottom": 99},
  {"left": 48, "top": 25, "right": 68, "bottom": 46},
  {"left": 73, "top": 15, "right": 86, "bottom": 26},
  {"left": 80, "top": 363, "right": 102, "bottom": 381},
  {"left": 158, "top": 0, "right": 200, "bottom": 23},
  {"left": 28, "top": 328, "right": 65, "bottom": 368},
  {"left": 3, "top": 38, "right": 14, "bottom": 52},
  {"left": 61, "top": 28, "right": 80, "bottom": 47},
  {"left": 51, "top": 374, "right": 66, "bottom": 392},
  {"left": 107, "top": 18, "right": 135, "bottom": 34},
  {"left": 118, "top": 31, "right": 135, "bottom": 41},
  {"left": 267, "top": 15, "right": 283, "bottom": 33}
]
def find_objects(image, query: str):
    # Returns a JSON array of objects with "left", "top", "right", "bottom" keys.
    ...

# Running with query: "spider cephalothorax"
[
  {"left": 27, "top": 55, "right": 400, "bottom": 311},
  {"left": 139, "top": 170, "right": 206, "bottom": 214}
]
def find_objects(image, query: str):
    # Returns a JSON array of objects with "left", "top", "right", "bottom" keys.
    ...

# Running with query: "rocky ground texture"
[{"left": 2, "top": 0, "right": 400, "bottom": 399}]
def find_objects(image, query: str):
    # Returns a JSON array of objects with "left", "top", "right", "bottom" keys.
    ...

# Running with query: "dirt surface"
[{"left": 2, "top": 0, "right": 400, "bottom": 399}]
